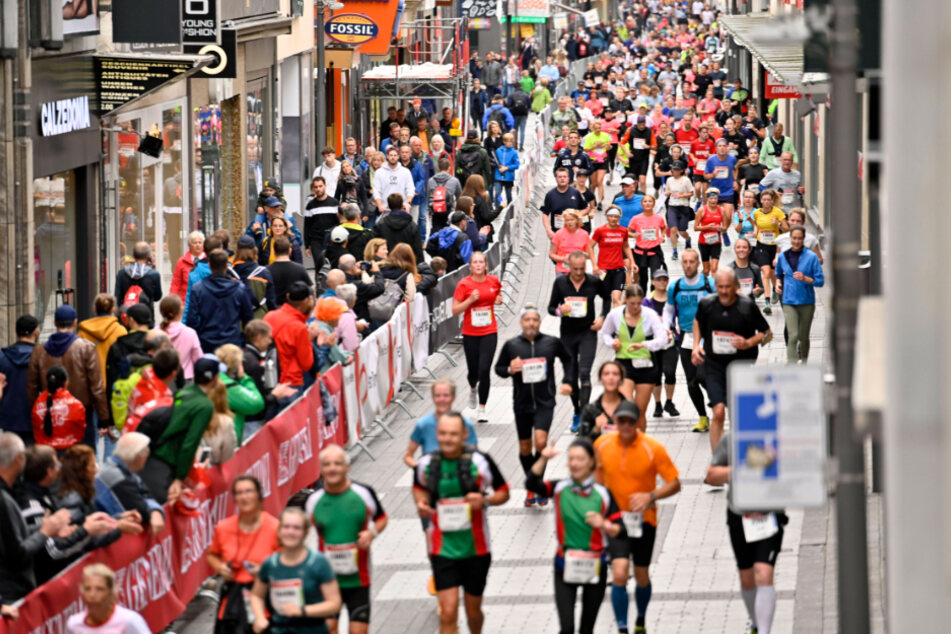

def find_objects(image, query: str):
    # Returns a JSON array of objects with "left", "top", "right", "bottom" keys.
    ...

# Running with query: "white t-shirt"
[
  {"left": 66, "top": 606, "right": 151, "bottom": 634},
  {"left": 665, "top": 176, "right": 694, "bottom": 203},
  {"left": 313, "top": 161, "right": 342, "bottom": 197},
  {"left": 776, "top": 232, "right": 820, "bottom": 253},
  {"left": 692, "top": 1, "right": 704, "bottom": 15}
]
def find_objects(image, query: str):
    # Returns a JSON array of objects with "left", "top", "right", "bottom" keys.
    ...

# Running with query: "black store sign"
[
  {"left": 182, "top": 0, "right": 219, "bottom": 48},
  {"left": 95, "top": 57, "right": 194, "bottom": 114}
]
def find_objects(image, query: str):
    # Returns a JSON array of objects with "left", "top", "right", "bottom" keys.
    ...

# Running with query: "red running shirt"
[
  {"left": 591, "top": 225, "right": 629, "bottom": 270},
  {"left": 454, "top": 275, "right": 503, "bottom": 336}
]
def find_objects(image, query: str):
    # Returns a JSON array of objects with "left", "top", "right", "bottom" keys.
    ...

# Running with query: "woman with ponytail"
[
  {"left": 32, "top": 365, "right": 86, "bottom": 451},
  {"left": 159, "top": 294, "right": 202, "bottom": 381}
]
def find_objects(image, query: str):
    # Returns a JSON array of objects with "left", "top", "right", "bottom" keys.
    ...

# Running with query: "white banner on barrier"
[
  {"left": 375, "top": 322, "right": 393, "bottom": 411},
  {"left": 398, "top": 302, "right": 413, "bottom": 384},
  {"left": 389, "top": 303, "right": 406, "bottom": 398},
  {"left": 342, "top": 361, "right": 361, "bottom": 445},
  {"left": 411, "top": 296, "right": 430, "bottom": 372},
  {"left": 358, "top": 330, "right": 381, "bottom": 435}
]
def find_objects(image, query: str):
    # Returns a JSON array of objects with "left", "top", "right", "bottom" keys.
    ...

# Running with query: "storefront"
[{"left": 30, "top": 55, "right": 101, "bottom": 331}]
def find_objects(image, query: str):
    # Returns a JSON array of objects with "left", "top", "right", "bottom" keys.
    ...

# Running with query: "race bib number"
[
  {"left": 522, "top": 358, "right": 547, "bottom": 384},
  {"left": 748, "top": 183, "right": 760, "bottom": 193},
  {"left": 712, "top": 331, "right": 737, "bottom": 354},
  {"left": 269, "top": 579, "right": 304, "bottom": 610},
  {"left": 325, "top": 544, "right": 359, "bottom": 576},
  {"left": 600, "top": 98, "right": 609, "bottom": 106},
  {"left": 471, "top": 308, "right": 493, "bottom": 328},
  {"left": 740, "top": 279, "right": 754, "bottom": 295},
  {"left": 629, "top": 357, "right": 653, "bottom": 368},
  {"left": 553, "top": 214, "right": 564, "bottom": 229},
  {"left": 566, "top": 297, "right": 587, "bottom": 318},
  {"left": 563, "top": 550, "right": 601, "bottom": 584},
  {"left": 713, "top": 79, "right": 722, "bottom": 87},
  {"left": 703, "top": 231, "right": 720, "bottom": 244},
  {"left": 696, "top": 159, "right": 707, "bottom": 171},
  {"left": 742, "top": 513, "right": 779, "bottom": 543},
  {"left": 678, "top": 144, "right": 690, "bottom": 154},
  {"left": 759, "top": 230, "right": 776, "bottom": 245},
  {"left": 438, "top": 499, "right": 472, "bottom": 532},
  {"left": 681, "top": 332, "right": 694, "bottom": 349},
  {"left": 595, "top": 76, "right": 603, "bottom": 84},
  {"left": 633, "top": 138, "right": 646, "bottom": 150},
  {"left": 781, "top": 191, "right": 795, "bottom": 205},
  {"left": 715, "top": 166, "right": 728, "bottom": 179},
  {"left": 621, "top": 511, "right": 643, "bottom": 538},
  {"left": 640, "top": 228, "right": 658, "bottom": 242}
]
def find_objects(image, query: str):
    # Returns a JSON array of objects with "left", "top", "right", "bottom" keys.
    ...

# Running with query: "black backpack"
[
  {"left": 456, "top": 148, "right": 483, "bottom": 185},
  {"left": 487, "top": 107, "right": 509, "bottom": 131},
  {"left": 426, "top": 230, "right": 470, "bottom": 273},
  {"left": 508, "top": 93, "right": 530, "bottom": 116},
  {"left": 425, "top": 444, "right": 479, "bottom": 507}
]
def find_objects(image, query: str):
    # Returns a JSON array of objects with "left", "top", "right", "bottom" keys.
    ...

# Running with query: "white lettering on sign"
[
  {"left": 40, "top": 96, "right": 91, "bottom": 137},
  {"left": 278, "top": 424, "right": 314, "bottom": 486}
]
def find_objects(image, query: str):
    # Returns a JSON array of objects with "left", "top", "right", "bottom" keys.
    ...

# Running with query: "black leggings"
[
  {"left": 562, "top": 329, "right": 597, "bottom": 414},
  {"left": 633, "top": 249, "right": 666, "bottom": 295},
  {"left": 678, "top": 345, "right": 707, "bottom": 417},
  {"left": 651, "top": 346, "right": 678, "bottom": 386},
  {"left": 554, "top": 559, "right": 608, "bottom": 634},
  {"left": 463, "top": 333, "right": 497, "bottom": 405}
]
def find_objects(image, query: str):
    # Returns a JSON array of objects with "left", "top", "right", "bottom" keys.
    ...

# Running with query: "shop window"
[
  {"left": 34, "top": 172, "right": 77, "bottom": 330},
  {"left": 247, "top": 78, "right": 269, "bottom": 219},
  {"left": 162, "top": 106, "right": 184, "bottom": 267},
  {"left": 194, "top": 104, "right": 222, "bottom": 233}
]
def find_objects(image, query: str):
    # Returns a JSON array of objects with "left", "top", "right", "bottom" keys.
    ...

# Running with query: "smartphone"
[{"left": 359, "top": 261, "right": 372, "bottom": 271}]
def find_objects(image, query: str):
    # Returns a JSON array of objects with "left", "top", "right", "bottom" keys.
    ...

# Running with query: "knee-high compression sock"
[
  {"left": 754, "top": 586, "right": 776, "bottom": 634},
  {"left": 634, "top": 583, "right": 652, "bottom": 625},
  {"left": 610, "top": 584, "right": 629, "bottom": 630},
  {"left": 519, "top": 453, "right": 534, "bottom": 477},
  {"left": 741, "top": 587, "right": 757, "bottom": 628}
]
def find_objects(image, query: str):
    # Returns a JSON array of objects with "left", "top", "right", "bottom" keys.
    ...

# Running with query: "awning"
[
  {"left": 720, "top": 13, "right": 803, "bottom": 86},
  {"left": 96, "top": 53, "right": 213, "bottom": 118}
]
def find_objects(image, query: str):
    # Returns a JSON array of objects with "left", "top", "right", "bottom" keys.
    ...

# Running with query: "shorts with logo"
[
  {"left": 335, "top": 585, "right": 371, "bottom": 623},
  {"left": 603, "top": 268, "right": 628, "bottom": 292},
  {"left": 515, "top": 407, "right": 555, "bottom": 440},
  {"left": 608, "top": 523, "right": 657, "bottom": 567},
  {"left": 618, "top": 357, "right": 656, "bottom": 385},
  {"left": 432, "top": 554, "right": 492, "bottom": 596},
  {"left": 727, "top": 510, "right": 786, "bottom": 569}
]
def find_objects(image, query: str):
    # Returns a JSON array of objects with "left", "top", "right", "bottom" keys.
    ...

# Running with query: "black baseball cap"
[
  {"left": 15, "top": 314, "right": 39, "bottom": 337},
  {"left": 614, "top": 400, "right": 640, "bottom": 421}
]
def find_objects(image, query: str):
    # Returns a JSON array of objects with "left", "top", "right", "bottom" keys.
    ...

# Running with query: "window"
[{"left": 34, "top": 171, "right": 77, "bottom": 330}]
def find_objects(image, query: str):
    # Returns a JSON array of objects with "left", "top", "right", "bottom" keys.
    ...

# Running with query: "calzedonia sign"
[{"left": 40, "top": 96, "right": 92, "bottom": 137}]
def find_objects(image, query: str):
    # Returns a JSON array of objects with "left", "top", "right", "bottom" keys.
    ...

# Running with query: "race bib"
[
  {"left": 681, "top": 332, "right": 694, "bottom": 349},
  {"left": 595, "top": 76, "right": 603, "bottom": 84},
  {"left": 729, "top": 149, "right": 738, "bottom": 157},
  {"left": 759, "top": 230, "right": 776, "bottom": 245},
  {"left": 522, "top": 357, "right": 547, "bottom": 384},
  {"left": 325, "top": 543, "right": 359, "bottom": 576},
  {"left": 471, "top": 308, "right": 493, "bottom": 328},
  {"left": 781, "top": 191, "right": 795, "bottom": 205},
  {"left": 696, "top": 159, "right": 707, "bottom": 171},
  {"left": 742, "top": 513, "right": 779, "bottom": 543},
  {"left": 566, "top": 297, "right": 587, "bottom": 318},
  {"left": 629, "top": 357, "right": 653, "bottom": 368},
  {"left": 600, "top": 98, "right": 609, "bottom": 106},
  {"left": 621, "top": 511, "right": 643, "bottom": 538},
  {"left": 740, "top": 279, "right": 754, "bottom": 295},
  {"left": 269, "top": 579, "right": 304, "bottom": 610},
  {"left": 748, "top": 183, "right": 760, "bottom": 193},
  {"left": 715, "top": 166, "right": 728, "bottom": 179},
  {"left": 678, "top": 144, "right": 690, "bottom": 154},
  {"left": 438, "top": 498, "right": 472, "bottom": 532},
  {"left": 563, "top": 550, "right": 601, "bottom": 584},
  {"left": 703, "top": 231, "right": 720, "bottom": 244},
  {"left": 713, "top": 79, "right": 722, "bottom": 87},
  {"left": 553, "top": 214, "right": 564, "bottom": 229},
  {"left": 633, "top": 138, "right": 646, "bottom": 150},
  {"left": 640, "top": 228, "right": 658, "bottom": 242},
  {"left": 712, "top": 331, "right": 737, "bottom": 354}
]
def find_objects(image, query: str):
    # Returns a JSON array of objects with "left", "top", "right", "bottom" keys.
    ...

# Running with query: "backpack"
[
  {"left": 425, "top": 231, "right": 469, "bottom": 273},
  {"left": 136, "top": 405, "right": 174, "bottom": 447},
  {"left": 487, "top": 107, "right": 509, "bottom": 131},
  {"left": 121, "top": 277, "right": 151, "bottom": 309},
  {"left": 110, "top": 361, "right": 150, "bottom": 431},
  {"left": 456, "top": 148, "right": 483, "bottom": 185},
  {"left": 670, "top": 276, "right": 714, "bottom": 326},
  {"left": 367, "top": 272, "right": 408, "bottom": 322},
  {"left": 508, "top": 93, "right": 530, "bottom": 116},
  {"left": 425, "top": 444, "right": 479, "bottom": 507},
  {"left": 431, "top": 185, "right": 454, "bottom": 215},
  {"left": 243, "top": 266, "right": 271, "bottom": 319}
]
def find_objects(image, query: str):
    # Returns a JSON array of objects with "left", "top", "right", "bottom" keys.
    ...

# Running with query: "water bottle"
[{"left": 264, "top": 354, "right": 278, "bottom": 390}]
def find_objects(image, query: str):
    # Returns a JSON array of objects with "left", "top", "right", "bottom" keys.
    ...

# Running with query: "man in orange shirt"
[
  {"left": 595, "top": 400, "right": 681, "bottom": 634},
  {"left": 263, "top": 281, "right": 319, "bottom": 404}
]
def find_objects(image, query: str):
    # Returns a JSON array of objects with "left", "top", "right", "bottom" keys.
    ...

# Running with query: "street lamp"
[{"left": 316, "top": 0, "right": 345, "bottom": 153}]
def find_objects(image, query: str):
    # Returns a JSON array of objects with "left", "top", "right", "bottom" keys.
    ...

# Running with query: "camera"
[{"left": 359, "top": 261, "right": 372, "bottom": 271}]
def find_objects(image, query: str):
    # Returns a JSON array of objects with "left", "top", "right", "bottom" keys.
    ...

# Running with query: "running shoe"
[
  {"left": 536, "top": 496, "right": 549, "bottom": 507},
  {"left": 468, "top": 389, "right": 478, "bottom": 410},
  {"left": 477, "top": 406, "right": 488, "bottom": 423},
  {"left": 524, "top": 491, "right": 536, "bottom": 507},
  {"left": 570, "top": 413, "right": 581, "bottom": 433},
  {"left": 672, "top": 248, "right": 679, "bottom": 261},
  {"left": 692, "top": 416, "right": 710, "bottom": 433},
  {"left": 653, "top": 402, "right": 664, "bottom": 418},
  {"left": 763, "top": 301, "right": 772, "bottom": 315},
  {"left": 664, "top": 400, "right": 680, "bottom": 417},
  {"left": 634, "top": 626, "right": 647, "bottom": 634},
  {"left": 597, "top": 202, "right": 603, "bottom": 211},
  {"left": 685, "top": 237, "right": 692, "bottom": 249}
]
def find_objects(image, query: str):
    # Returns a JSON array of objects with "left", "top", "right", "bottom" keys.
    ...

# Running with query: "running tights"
[
  {"left": 782, "top": 304, "right": 815, "bottom": 362},
  {"left": 562, "top": 330, "right": 597, "bottom": 414},
  {"left": 463, "top": 333, "right": 497, "bottom": 405},
  {"left": 554, "top": 564, "right": 607, "bottom": 634},
  {"left": 678, "top": 346, "right": 707, "bottom": 417}
]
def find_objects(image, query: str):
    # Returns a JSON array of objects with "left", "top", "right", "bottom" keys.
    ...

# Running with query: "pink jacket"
[{"left": 161, "top": 321, "right": 203, "bottom": 379}]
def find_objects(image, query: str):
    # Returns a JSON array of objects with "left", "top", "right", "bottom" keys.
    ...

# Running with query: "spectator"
[
  {"left": 373, "top": 145, "right": 415, "bottom": 214},
  {"left": 379, "top": 121, "right": 401, "bottom": 154},
  {"left": 94, "top": 433, "right": 165, "bottom": 536},
  {"left": 483, "top": 52, "right": 504, "bottom": 95},
  {"left": 242, "top": 320, "right": 296, "bottom": 437},
  {"left": 364, "top": 237, "right": 388, "bottom": 262},
  {"left": 380, "top": 243, "right": 420, "bottom": 301},
  {"left": 142, "top": 357, "right": 218, "bottom": 504},
  {"left": 312, "top": 298, "right": 351, "bottom": 373},
  {"left": 263, "top": 282, "right": 319, "bottom": 403},
  {"left": 312, "top": 146, "right": 342, "bottom": 195},
  {"left": 186, "top": 249, "right": 255, "bottom": 353},
  {"left": 337, "top": 137, "right": 364, "bottom": 169},
  {"left": 469, "top": 79, "right": 490, "bottom": 134},
  {"left": 123, "top": 348, "right": 178, "bottom": 434},
  {"left": 410, "top": 137, "right": 435, "bottom": 238},
  {"left": 483, "top": 120, "right": 504, "bottom": 170},
  {"left": 334, "top": 284, "right": 362, "bottom": 352},
  {"left": 303, "top": 176, "right": 340, "bottom": 274},
  {"left": 506, "top": 82, "right": 532, "bottom": 148},
  {"left": 268, "top": 236, "right": 313, "bottom": 306},
  {"left": 321, "top": 269, "right": 346, "bottom": 299},
  {"left": 338, "top": 255, "right": 385, "bottom": 324},
  {"left": 215, "top": 344, "right": 264, "bottom": 444},
  {"left": 253, "top": 177, "right": 287, "bottom": 220},
  {"left": 206, "top": 475, "right": 280, "bottom": 633},
  {"left": 455, "top": 130, "right": 494, "bottom": 189},
  {"left": 258, "top": 215, "right": 304, "bottom": 266},
  {"left": 372, "top": 193, "right": 424, "bottom": 265},
  {"left": 428, "top": 156, "right": 463, "bottom": 233},
  {"left": 0, "top": 315, "right": 40, "bottom": 443},
  {"left": 430, "top": 256, "right": 448, "bottom": 277},
  {"left": 169, "top": 231, "right": 205, "bottom": 301},
  {"left": 426, "top": 211, "right": 475, "bottom": 273},
  {"left": 337, "top": 202, "right": 372, "bottom": 263},
  {"left": 493, "top": 132, "right": 520, "bottom": 209},
  {"left": 405, "top": 98, "right": 430, "bottom": 135},
  {"left": 462, "top": 174, "right": 500, "bottom": 238},
  {"left": 334, "top": 161, "right": 370, "bottom": 221},
  {"left": 378, "top": 106, "right": 398, "bottom": 143},
  {"left": 325, "top": 226, "right": 353, "bottom": 271},
  {"left": 158, "top": 295, "right": 202, "bottom": 381},
  {"left": 104, "top": 303, "right": 152, "bottom": 401},
  {"left": 28, "top": 305, "right": 109, "bottom": 448},
  {"left": 31, "top": 365, "right": 85, "bottom": 451},
  {"left": 247, "top": 195, "right": 303, "bottom": 246},
  {"left": 482, "top": 94, "right": 514, "bottom": 134},
  {"left": 428, "top": 134, "right": 451, "bottom": 174},
  {"left": 78, "top": 295, "right": 127, "bottom": 386},
  {"left": 114, "top": 242, "right": 163, "bottom": 311},
  {"left": 183, "top": 233, "right": 223, "bottom": 322},
  {"left": 66, "top": 564, "right": 150, "bottom": 633},
  {"left": 233, "top": 235, "right": 277, "bottom": 318},
  {"left": 455, "top": 196, "right": 490, "bottom": 252},
  {"left": 201, "top": 372, "right": 237, "bottom": 465},
  {"left": 399, "top": 145, "right": 427, "bottom": 229}
]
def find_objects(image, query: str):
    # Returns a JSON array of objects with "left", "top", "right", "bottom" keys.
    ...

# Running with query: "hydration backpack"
[{"left": 425, "top": 444, "right": 479, "bottom": 507}]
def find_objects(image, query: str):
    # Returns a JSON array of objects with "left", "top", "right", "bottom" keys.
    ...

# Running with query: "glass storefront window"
[
  {"left": 34, "top": 171, "right": 77, "bottom": 331},
  {"left": 162, "top": 106, "right": 184, "bottom": 268},
  {"left": 194, "top": 104, "right": 222, "bottom": 233},
  {"left": 247, "top": 78, "right": 268, "bottom": 219}
]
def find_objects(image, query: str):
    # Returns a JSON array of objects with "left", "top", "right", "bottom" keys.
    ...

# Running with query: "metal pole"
[
  {"left": 829, "top": 0, "right": 870, "bottom": 630},
  {"left": 316, "top": 2, "right": 326, "bottom": 152}
]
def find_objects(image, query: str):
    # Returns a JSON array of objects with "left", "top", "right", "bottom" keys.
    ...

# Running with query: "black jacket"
[
  {"left": 0, "top": 478, "right": 48, "bottom": 601},
  {"left": 495, "top": 333, "right": 575, "bottom": 414},
  {"left": 334, "top": 175, "right": 371, "bottom": 219},
  {"left": 372, "top": 210, "right": 424, "bottom": 264},
  {"left": 345, "top": 272, "right": 385, "bottom": 323},
  {"left": 105, "top": 330, "right": 150, "bottom": 398},
  {"left": 546, "top": 273, "right": 612, "bottom": 334},
  {"left": 417, "top": 262, "right": 439, "bottom": 295}
]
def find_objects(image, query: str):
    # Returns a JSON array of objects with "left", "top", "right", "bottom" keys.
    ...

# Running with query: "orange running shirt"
[{"left": 594, "top": 431, "right": 679, "bottom": 526}]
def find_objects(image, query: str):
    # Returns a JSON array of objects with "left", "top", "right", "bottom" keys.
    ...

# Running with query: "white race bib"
[
  {"left": 640, "top": 228, "right": 658, "bottom": 242},
  {"left": 759, "top": 230, "right": 776, "bottom": 245},
  {"left": 712, "top": 331, "right": 737, "bottom": 354},
  {"left": 748, "top": 183, "right": 760, "bottom": 193},
  {"left": 566, "top": 297, "right": 587, "bottom": 318},
  {"left": 696, "top": 159, "right": 707, "bottom": 171},
  {"left": 268, "top": 578, "right": 304, "bottom": 610},
  {"left": 522, "top": 357, "right": 547, "bottom": 384},
  {"left": 563, "top": 550, "right": 602, "bottom": 584},
  {"left": 715, "top": 166, "right": 728, "bottom": 179},
  {"left": 633, "top": 138, "right": 646, "bottom": 150},
  {"left": 740, "top": 279, "right": 754, "bottom": 295},
  {"left": 781, "top": 191, "right": 795, "bottom": 205},
  {"left": 680, "top": 332, "right": 694, "bottom": 349},
  {"left": 678, "top": 143, "right": 690, "bottom": 154},
  {"left": 621, "top": 511, "right": 643, "bottom": 538},
  {"left": 629, "top": 357, "right": 653, "bottom": 368},
  {"left": 438, "top": 498, "right": 473, "bottom": 532},
  {"left": 325, "top": 543, "right": 359, "bottom": 576},
  {"left": 728, "top": 149, "right": 738, "bottom": 157},
  {"left": 553, "top": 214, "right": 565, "bottom": 229},
  {"left": 471, "top": 308, "right": 493, "bottom": 328},
  {"left": 703, "top": 231, "right": 720, "bottom": 244},
  {"left": 595, "top": 76, "right": 603, "bottom": 84},
  {"left": 742, "top": 513, "right": 779, "bottom": 543}
]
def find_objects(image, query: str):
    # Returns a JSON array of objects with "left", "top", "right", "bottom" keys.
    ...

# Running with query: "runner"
[
  {"left": 732, "top": 189, "right": 759, "bottom": 244},
  {"left": 641, "top": 269, "right": 679, "bottom": 420},
  {"left": 691, "top": 269, "right": 772, "bottom": 451},
  {"left": 627, "top": 194, "right": 667, "bottom": 294},
  {"left": 526, "top": 439, "right": 622, "bottom": 634},
  {"left": 542, "top": 168, "right": 588, "bottom": 241},
  {"left": 451, "top": 251, "right": 503, "bottom": 421},
  {"left": 663, "top": 160, "right": 693, "bottom": 261},
  {"left": 751, "top": 190, "right": 788, "bottom": 315},
  {"left": 695, "top": 188, "right": 725, "bottom": 275},
  {"left": 704, "top": 138, "right": 738, "bottom": 234},
  {"left": 250, "top": 507, "right": 342, "bottom": 634},
  {"left": 759, "top": 151, "right": 805, "bottom": 211},
  {"left": 412, "top": 412, "right": 510, "bottom": 634},
  {"left": 595, "top": 400, "right": 681, "bottom": 634},
  {"left": 706, "top": 433, "right": 787, "bottom": 634},
  {"left": 600, "top": 284, "right": 671, "bottom": 431},
  {"left": 66, "top": 564, "right": 150, "bottom": 634},
  {"left": 550, "top": 211, "right": 591, "bottom": 274},
  {"left": 589, "top": 206, "right": 636, "bottom": 308},
  {"left": 730, "top": 237, "right": 765, "bottom": 298},
  {"left": 737, "top": 146, "right": 769, "bottom": 198},
  {"left": 582, "top": 119, "right": 612, "bottom": 208},
  {"left": 775, "top": 208, "right": 823, "bottom": 264},
  {"left": 574, "top": 168, "right": 597, "bottom": 235},
  {"left": 554, "top": 130, "right": 593, "bottom": 182},
  {"left": 305, "top": 445, "right": 387, "bottom": 634},
  {"left": 404, "top": 378, "right": 479, "bottom": 469},
  {"left": 579, "top": 360, "right": 627, "bottom": 439},
  {"left": 688, "top": 123, "right": 715, "bottom": 203},
  {"left": 495, "top": 304, "right": 574, "bottom": 506},
  {"left": 663, "top": 249, "right": 715, "bottom": 433},
  {"left": 547, "top": 251, "right": 611, "bottom": 433}
]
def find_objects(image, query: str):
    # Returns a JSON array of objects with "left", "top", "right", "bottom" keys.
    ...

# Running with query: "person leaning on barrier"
[
  {"left": 94, "top": 432, "right": 165, "bottom": 537},
  {"left": 339, "top": 254, "right": 386, "bottom": 324}
]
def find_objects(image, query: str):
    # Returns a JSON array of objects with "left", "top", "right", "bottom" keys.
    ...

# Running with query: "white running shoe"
[
  {"left": 477, "top": 406, "right": 488, "bottom": 422},
  {"left": 468, "top": 389, "right": 478, "bottom": 410}
]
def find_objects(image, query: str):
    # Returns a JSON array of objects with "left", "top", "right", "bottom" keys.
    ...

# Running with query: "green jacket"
[
  {"left": 531, "top": 87, "right": 552, "bottom": 113},
  {"left": 152, "top": 383, "right": 214, "bottom": 480},
  {"left": 221, "top": 372, "right": 264, "bottom": 444},
  {"left": 762, "top": 134, "right": 798, "bottom": 170},
  {"left": 520, "top": 75, "right": 535, "bottom": 93}
]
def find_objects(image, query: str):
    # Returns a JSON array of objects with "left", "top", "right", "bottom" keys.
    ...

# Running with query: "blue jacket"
[
  {"left": 470, "top": 89, "right": 490, "bottom": 121},
  {"left": 0, "top": 342, "right": 35, "bottom": 432},
  {"left": 482, "top": 103, "right": 515, "bottom": 131},
  {"left": 403, "top": 158, "right": 427, "bottom": 205},
  {"left": 494, "top": 146, "right": 520, "bottom": 182},
  {"left": 184, "top": 274, "right": 255, "bottom": 349},
  {"left": 245, "top": 211, "right": 302, "bottom": 243},
  {"left": 775, "top": 248, "right": 824, "bottom": 305},
  {"left": 183, "top": 260, "right": 210, "bottom": 321},
  {"left": 431, "top": 227, "right": 474, "bottom": 264}
]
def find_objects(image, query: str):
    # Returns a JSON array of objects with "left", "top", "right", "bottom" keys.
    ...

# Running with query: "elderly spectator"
[
  {"left": 169, "top": 231, "right": 205, "bottom": 301},
  {"left": 338, "top": 254, "right": 385, "bottom": 323},
  {"left": 334, "top": 284, "right": 362, "bottom": 352},
  {"left": 94, "top": 433, "right": 165, "bottom": 536},
  {"left": 312, "top": 298, "right": 351, "bottom": 373}
]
